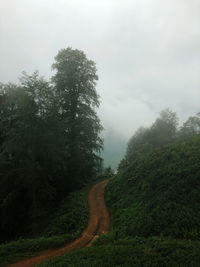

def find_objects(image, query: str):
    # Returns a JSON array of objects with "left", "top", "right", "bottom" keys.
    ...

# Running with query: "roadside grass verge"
[
  {"left": 0, "top": 185, "right": 89, "bottom": 267},
  {"left": 38, "top": 236, "right": 200, "bottom": 267}
]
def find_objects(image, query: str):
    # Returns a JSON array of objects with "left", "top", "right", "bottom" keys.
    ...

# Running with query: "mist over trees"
[
  {"left": 113, "top": 108, "right": 200, "bottom": 242},
  {"left": 180, "top": 113, "right": 200, "bottom": 136},
  {"left": 106, "top": 108, "right": 200, "bottom": 266},
  {"left": 121, "top": 108, "right": 200, "bottom": 170},
  {"left": 52, "top": 48, "right": 103, "bottom": 187},
  {"left": 102, "top": 130, "right": 127, "bottom": 169},
  {"left": 102, "top": 109, "right": 200, "bottom": 170},
  {"left": 0, "top": 48, "right": 103, "bottom": 241}
]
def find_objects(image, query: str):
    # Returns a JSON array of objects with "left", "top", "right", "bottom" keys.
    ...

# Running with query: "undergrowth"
[
  {"left": 38, "top": 236, "right": 200, "bottom": 267},
  {"left": 105, "top": 136, "right": 200, "bottom": 240},
  {"left": 38, "top": 136, "right": 200, "bottom": 266},
  {"left": 0, "top": 186, "right": 89, "bottom": 267}
]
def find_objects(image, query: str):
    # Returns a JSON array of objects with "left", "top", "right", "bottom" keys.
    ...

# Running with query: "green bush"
[
  {"left": 0, "top": 186, "right": 89, "bottom": 266},
  {"left": 0, "top": 235, "right": 72, "bottom": 267},
  {"left": 38, "top": 237, "right": 200, "bottom": 267},
  {"left": 106, "top": 135, "right": 200, "bottom": 239}
]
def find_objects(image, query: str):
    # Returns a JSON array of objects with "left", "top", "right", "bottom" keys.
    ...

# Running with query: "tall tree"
[
  {"left": 126, "top": 109, "right": 178, "bottom": 163},
  {"left": 52, "top": 47, "right": 103, "bottom": 186},
  {"left": 180, "top": 113, "right": 200, "bottom": 136},
  {"left": 0, "top": 73, "right": 67, "bottom": 239},
  {"left": 149, "top": 108, "right": 178, "bottom": 146},
  {"left": 0, "top": 48, "right": 103, "bottom": 242}
]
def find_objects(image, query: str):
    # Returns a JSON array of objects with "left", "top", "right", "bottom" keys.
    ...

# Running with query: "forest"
[
  {"left": 0, "top": 48, "right": 200, "bottom": 266},
  {"left": 36, "top": 109, "right": 200, "bottom": 266},
  {"left": 0, "top": 47, "right": 103, "bottom": 243}
]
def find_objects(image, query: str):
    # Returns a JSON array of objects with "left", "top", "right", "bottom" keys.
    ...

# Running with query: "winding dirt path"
[{"left": 7, "top": 179, "right": 110, "bottom": 267}]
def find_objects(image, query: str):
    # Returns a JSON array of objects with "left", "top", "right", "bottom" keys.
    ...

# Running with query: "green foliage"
[
  {"left": 0, "top": 73, "right": 67, "bottom": 240},
  {"left": 52, "top": 47, "right": 103, "bottom": 186},
  {"left": 126, "top": 109, "right": 179, "bottom": 164},
  {"left": 43, "top": 189, "right": 88, "bottom": 237},
  {"left": 179, "top": 112, "right": 200, "bottom": 136},
  {"left": 36, "top": 111, "right": 200, "bottom": 266},
  {"left": 106, "top": 136, "right": 200, "bottom": 239},
  {"left": 36, "top": 133, "right": 200, "bottom": 266},
  {"left": 102, "top": 166, "right": 114, "bottom": 178},
  {"left": 0, "top": 235, "right": 72, "bottom": 267},
  {"left": 0, "top": 48, "right": 103, "bottom": 242},
  {"left": 38, "top": 237, "right": 200, "bottom": 267},
  {"left": 0, "top": 185, "right": 89, "bottom": 266}
]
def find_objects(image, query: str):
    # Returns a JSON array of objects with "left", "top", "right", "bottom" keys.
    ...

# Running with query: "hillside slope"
[
  {"left": 38, "top": 135, "right": 200, "bottom": 266},
  {"left": 0, "top": 185, "right": 89, "bottom": 266},
  {"left": 106, "top": 135, "right": 200, "bottom": 239}
]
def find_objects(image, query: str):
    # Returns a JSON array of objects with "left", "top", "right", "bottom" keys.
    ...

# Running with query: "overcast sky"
[{"left": 1, "top": 0, "right": 200, "bottom": 139}]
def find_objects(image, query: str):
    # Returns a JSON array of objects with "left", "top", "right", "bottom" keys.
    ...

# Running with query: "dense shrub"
[
  {"left": 106, "top": 135, "right": 200, "bottom": 239},
  {"left": 39, "top": 237, "right": 200, "bottom": 267},
  {"left": 33, "top": 135, "right": 200, "bottom": 266},
  {"left": 0, "top": 186, "right": 89, "bottom": 267}
]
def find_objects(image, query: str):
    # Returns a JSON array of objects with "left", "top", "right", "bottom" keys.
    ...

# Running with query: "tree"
[
  {"left": 52, "top": 47, "right": 103, "bottom": 186},
  {"left": 0, "top": 73, "right": 67, "bottom": 239},
  {"left": 126, "top": 127, "right": 153, "bottom": 162},
  {"left": 0, "top": 48, "right": 103, "bottom": 242},
  {"left": 180, "top": 113, "right": 200, "bottom": 136},
  {"left": 126, "top": 109, "right": 178, "bottom": 164},
  {"left": 150, "top": 108, "right": 178, "bottom": 146}
]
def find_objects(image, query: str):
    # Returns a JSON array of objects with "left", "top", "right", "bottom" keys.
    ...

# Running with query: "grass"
[
  {"left": 37, "top": 136, "right": 200, "bottom": 266},
  {"left": 2, "top": 136, "right": 200, "bottom": 266},
  {"left": 105, "top": 136, "right": 200, "bottom": 240},
  {"left": 38, "top": 236, "right": 200, "bottom": 267},
  {"left": 0, "top": 185, "right": 89, "bottom": 267}
]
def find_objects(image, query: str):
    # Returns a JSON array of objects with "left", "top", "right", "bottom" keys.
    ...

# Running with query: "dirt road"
[{"left": 7, "top": 179, "right": 110, "bottom": 267}]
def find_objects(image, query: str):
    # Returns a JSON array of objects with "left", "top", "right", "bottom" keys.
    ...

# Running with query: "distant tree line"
[
  {"left": 120, "top": 108, "right": 200, "bottom": 169},
  {"left": 0, "top": 48, "right": 103, "bottom": 241},
  {"left": 107, "top": 109, "right": 200, "bottom": 244}
]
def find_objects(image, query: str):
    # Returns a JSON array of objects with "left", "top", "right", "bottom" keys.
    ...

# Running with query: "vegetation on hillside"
[
  {"left": 39, "top": 109, "right": 200, "bottom": 266},
  {"left": 107, "top": 136, "right": 200, "bottom": 240},
  {"left": 0, "top": 182, "right": 90, "bottom": 267},
  {"left": 39, "top": 237, "right": 200, "bottom": 267},
  {"left": 1, "top": 46, "right": 200, "bottom": 266},
  {"left": 0, "top": 48, "right": 103, "bottom": 243}
]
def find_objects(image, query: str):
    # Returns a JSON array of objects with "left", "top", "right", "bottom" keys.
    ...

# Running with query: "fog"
[{"left": 1, "top": 0, "right": 200, "bottom": 166}]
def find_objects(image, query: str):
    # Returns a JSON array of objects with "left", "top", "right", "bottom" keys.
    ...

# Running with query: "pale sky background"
[{"left": 0, "top": 0, "right": 200, "bottom": 140}]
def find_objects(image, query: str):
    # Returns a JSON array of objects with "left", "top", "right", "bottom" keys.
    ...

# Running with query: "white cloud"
[{"left": 0, "top": 0, "right": 199, "bottom": 138}]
